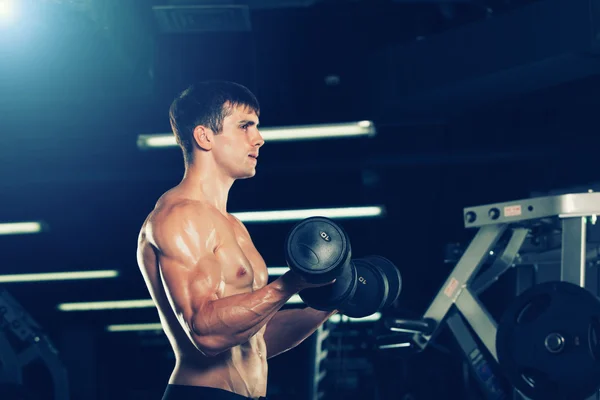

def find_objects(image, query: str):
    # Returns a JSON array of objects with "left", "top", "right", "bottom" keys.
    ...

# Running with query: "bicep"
[
  {"left": 158, "top": 251, "right": 222, "bottom": 336},
  {"left": 152, "top": 209, "right": 224, "bottom": 337}
]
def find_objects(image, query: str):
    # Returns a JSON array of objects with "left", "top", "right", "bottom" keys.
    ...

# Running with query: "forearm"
[
  {"left": 263, "top": 307, "right": 337, "bottom": 359},
  {"left": 191, "top": 272, "right": 301, "bottom": 355}
]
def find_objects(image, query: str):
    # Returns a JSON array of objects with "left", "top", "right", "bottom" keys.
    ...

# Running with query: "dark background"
[{"left": 2, "top": 0, "right": 600, "bottom": 399}]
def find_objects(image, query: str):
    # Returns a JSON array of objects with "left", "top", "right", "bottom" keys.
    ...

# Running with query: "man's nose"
[{"left": 254, "top": 131, "right": 265, "bottom": 148}]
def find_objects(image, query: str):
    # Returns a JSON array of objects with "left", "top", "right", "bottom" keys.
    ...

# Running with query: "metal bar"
[
  {"left": 17, "top": 345, "right": 39, "bottom": 367},
  {"left": 584, "top": 392, "right": 600, "bottom": 400},
  {"left": 588, "top": 259, "right": 599, "bottom": 297},
  {"left": 37, "top": 342, "right": 70, "bottom": 400},
  {"left": 464, "top": 193, "right": 600, "bottom": 228},
  {"left": 454, "top": 288, "right": 499, "bottom": 362},
  {"left": 515, "top": 264, "right": 537, "bottom": 296},
  {"left": 413, "top": 224, "right": 507, "bottom": 350},
  {"left": 515, "top": 245, "right": 600, "bottom": 266},
  {"left": 472, "top": 228, "right": 529, "bottom": 295},
  {"left": 0, "top": 331, "right": 21, "bottom": 384},
  {"left": 446, "top": 312, "right": 508, "bottom": 399},
  {"left": 561, "top": 217, "right": 587, "bottom": 287},
  {"left": 309, "top": 325, "right": 329, "bottom": 400}
]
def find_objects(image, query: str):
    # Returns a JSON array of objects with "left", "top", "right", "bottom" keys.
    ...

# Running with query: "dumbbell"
[
  {"left": 345, "top": 255, "right": 402, "bottom": 317},
  {"left": 284, "top": 217, "right": 402, "bottom": 318}
]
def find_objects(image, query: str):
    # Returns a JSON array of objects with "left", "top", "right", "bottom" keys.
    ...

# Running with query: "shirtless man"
[{"left": 136, "top": 81, "right": 337, "bottom": 400}]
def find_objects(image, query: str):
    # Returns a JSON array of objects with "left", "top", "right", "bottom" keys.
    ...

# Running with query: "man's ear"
[{"left": 193, "top": 125, "right": 213, "bottom": 151}]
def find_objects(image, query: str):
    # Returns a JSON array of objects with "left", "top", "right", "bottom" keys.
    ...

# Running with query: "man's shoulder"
[
  {"left": 139, "top": 202, "right": 216, "bottom": 263},
  {"left": 142, "top": 201, "right": 219, "bottom": 256},
  {"left": 228, "top": 213, "right": 250, "bottom": 235},
  {"left": 150, "top": 198, "right": 217, "bottom": 232}
]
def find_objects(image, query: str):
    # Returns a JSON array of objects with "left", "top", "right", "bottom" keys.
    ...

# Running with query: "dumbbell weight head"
[
  {"left": 285, "top": 217, "right": 352, "bottom": 284},
  {"left": 340, "top": 259, "right": 389, "bottom": 318},
  {"left": 299, "top": 254, "right": 400, "bottom": 316},
  {"left": 363, "top": 255, "right": 402, "bottom": 309}
]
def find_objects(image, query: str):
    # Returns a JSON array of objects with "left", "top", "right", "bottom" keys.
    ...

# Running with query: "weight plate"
[
  {"left": 496, "top": 281, "right": 600, "bottom": 400},
  {"left": 285, "top": 217, "right": 351, "bottom": 284},
  {"left": 299, "top": 260, "right": 358, "bottom": 311},
  {"left": 342, "top": 259, "right": 389, "bottom": 318},
  {"left": 363, "top": 255, "right": 402, "bottom": 308}
]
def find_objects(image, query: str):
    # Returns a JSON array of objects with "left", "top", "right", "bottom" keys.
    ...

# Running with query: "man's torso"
[{"left": 136, "top": 188, "right": 270, "bottom": 398}]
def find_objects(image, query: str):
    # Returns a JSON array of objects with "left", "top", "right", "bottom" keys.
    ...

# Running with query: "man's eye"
[{"left": 241, "top": 124, "right": 249, "bottom": 130}]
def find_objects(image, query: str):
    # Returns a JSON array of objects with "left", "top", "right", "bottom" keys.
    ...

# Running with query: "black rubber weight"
[
  {"left": 363, "top": 255, "right": 402, "bottom": 308},
  {"left": 299, "top": 260, "right": 358, "bottom": 312},
  {"left": 285, "top": 217, "right": 351, "bottom": 284},
  {"left": 342, "top": 259, "right": 389, "bottom": 318}
]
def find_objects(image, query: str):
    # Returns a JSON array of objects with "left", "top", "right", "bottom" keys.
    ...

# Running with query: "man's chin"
[{"left": 235, "top": 171, "right": 256, "bottom": 180}]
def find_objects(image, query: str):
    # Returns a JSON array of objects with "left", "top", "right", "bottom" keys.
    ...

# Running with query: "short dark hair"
[{"left": 169, "top": 81, "right": 260, "bottom": 165}]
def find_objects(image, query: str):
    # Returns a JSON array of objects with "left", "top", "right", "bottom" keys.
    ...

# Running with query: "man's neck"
[{"left": 179, "top": 162, "right": 234, "bottom": 215}]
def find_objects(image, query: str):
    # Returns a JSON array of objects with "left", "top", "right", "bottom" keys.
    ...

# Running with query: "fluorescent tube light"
[
  {"left": 107, "top": 323, "right": 163, "bottom": 332},
  {"left": 57, "top": 299, "right": 155, "bottom": 311},
  {"left": 267, "top": 267, "right": 289, "bottom": 276},
  {"left": 232, "top": 206, "right": 385, "bottom": 223},
  {"left": 137, "top": 121, "right": 376, "bottom": 149},
  {"left": 378, "top": 342, "right": 412, "bottom": 350},
  {"left": 0, "top": 270, "right": 119, "bottom": 283},
  {"left": 0, "top": 221, "right": 43, "bottom": 235},
  {"left": 256, "top": 121, "right": 376, "bottom": 142},
  {"left": 287, "top": 294, "right": 302, "bottom": 304}
]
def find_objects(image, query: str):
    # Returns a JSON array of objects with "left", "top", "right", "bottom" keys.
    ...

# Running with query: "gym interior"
[{"left": 2, "top": 0, "right": 600, "bottom": 399}]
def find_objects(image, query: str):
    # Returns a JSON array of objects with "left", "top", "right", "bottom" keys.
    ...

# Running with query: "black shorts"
[{"left": 162, "top": 384, "right": 268, "bottom": 400}]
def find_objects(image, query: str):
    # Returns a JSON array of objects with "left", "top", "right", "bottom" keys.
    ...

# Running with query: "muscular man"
[{"left": 136, "top": 81, "right": 336, "bottom": 400}]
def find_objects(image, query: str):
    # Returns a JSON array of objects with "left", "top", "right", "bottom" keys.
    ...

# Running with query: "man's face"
[{"left": 212, "top": 104, "right": 264, "bottom": 180}]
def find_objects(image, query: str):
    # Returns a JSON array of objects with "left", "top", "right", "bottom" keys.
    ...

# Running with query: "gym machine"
[
  {"left": 0, "top": 289, "right": 69, "bottom": 399},
  {"left": 380, "top": 192, "right": 600, "bottom": 400}
]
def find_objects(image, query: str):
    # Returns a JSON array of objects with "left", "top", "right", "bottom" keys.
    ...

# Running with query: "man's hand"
[{"left": 280, "top": 269, "right": 336, "bottom": 292}]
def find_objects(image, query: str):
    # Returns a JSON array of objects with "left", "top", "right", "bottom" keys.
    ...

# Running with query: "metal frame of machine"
[
  {"left": 0, "top": 289, "right": 69, "bottom": 399},
  {"left": 389, "top": 192, "right": 600, "bottom": 400}
]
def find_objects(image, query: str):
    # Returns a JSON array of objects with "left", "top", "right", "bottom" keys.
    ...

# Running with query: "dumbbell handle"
[{"left": 384, "top": 318, "right": 436, "bottom": 335}]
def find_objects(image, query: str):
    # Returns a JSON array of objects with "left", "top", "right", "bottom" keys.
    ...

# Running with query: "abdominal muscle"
[{"left": 166, "top": 321, "right": 269, "bottom": 398}]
